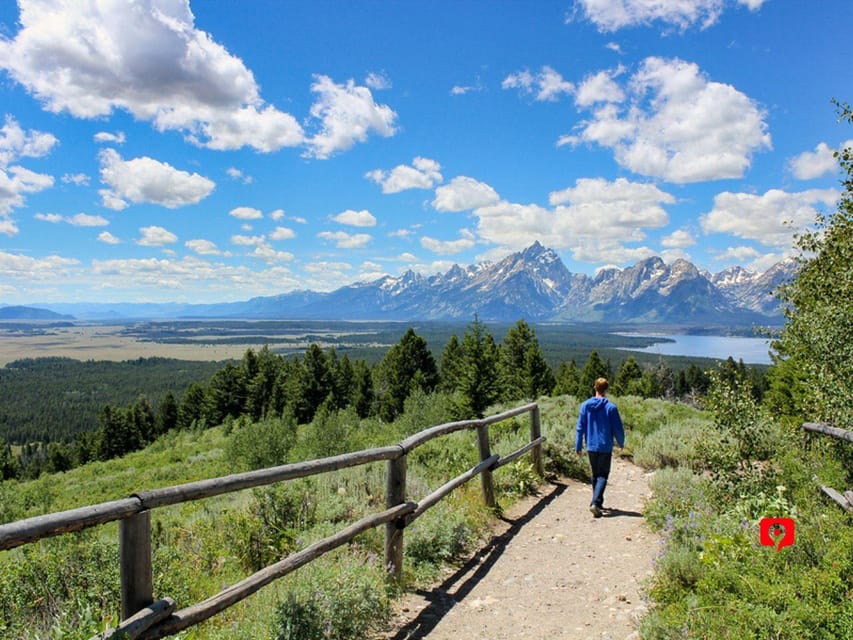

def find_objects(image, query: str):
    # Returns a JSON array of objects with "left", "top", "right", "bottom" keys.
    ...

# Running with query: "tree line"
[{"left": 1, "top": 317, "right": 766, "bottom": 481}]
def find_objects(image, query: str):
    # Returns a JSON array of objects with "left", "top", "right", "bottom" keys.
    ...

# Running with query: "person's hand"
[{"left": 576, "top": 450, "right": 582, "bottom": 457}]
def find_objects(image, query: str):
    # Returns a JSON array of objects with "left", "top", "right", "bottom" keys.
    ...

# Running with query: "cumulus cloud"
[
  {"left": 61, "top": 173, "right": 90, "bottom": 186},
  {"left": 97, "top": 231, "right": 120, "bottom": 244},
  {"left": 185, "top": 238, "right": 226, "bottom": 255},
  {"left": 571, "top": 0, "right": 767, "bottom": 33},
  {"left": 789, "top": 140, "right": 853, "bottom": 180},
  {"left": 94, "top": 131, "right": 125, "bottom": 145},
  {"left": 0, "top": 0, "right": 304, "bottom": 152},
  {"left": 0, "top": 219, "right": 19, "bottom": 236},
  {"left": 502, "top": 66, "right": 574, "bottom": 102},
  {"left": 138, "top": 225, "right": 178, "bottom": 246},
  {"left": 229, "top": 206, "right": 263, "bottom": 220},
  {"left": 471, "top": 177, "right": 674, "bottom": 264},
  {"left": 574, "top": 68, "right": 625, "bottom": 107},
  {"left": 332, "top": 209, "right": 376, "bottom": 227},
  {"left": 450, "top": 83, "right": 483, "bottom": 96},
  {"left": 226, "top": 167, "right": 253, "bottom": 184},
  {"left": 661, "top": 229, "right": 696, "bottom": 248},
  {"left": 0, "top": 116, "right": 57, "bottom": 215},
  {"left": 366, "top": 157, "right": 443, "bottom": 193},
  {"left": 433, "top": 176, "right": 500, "bottom": 212},
  {"left": 249, "top": 244, "right": 294, "bottom": 263},
  {"left": 36, "top": 212, "right": 108, "bottom": 226},
  {"left": 0, "top": 250, "right": 79, "bottom": 279},
  {"left": 566, "top": 57, "right": 771, "bottom": 183},
  {"left": 305, "top": 75, "right": 397, "bottom": 159},
  {"left": 317, "top": 231, "right": 372, "bottom": 249},
  {"left": 98, "top": 148, "right": 215, "bottom": 210},
  {"left": 713, "top": 245, "right": 761, "bottom": 262},
  {"left": 231, "top": 234, "right": 265, "bottom": 246},
  {"left": 700, "top": 188, "right": 839, "bottom": 246},
  {"left": 269, "top": 226, "right": 295, "bottom": 241},
  {"left": 420, "top": 235, "right": 476, "bottom": 255}
]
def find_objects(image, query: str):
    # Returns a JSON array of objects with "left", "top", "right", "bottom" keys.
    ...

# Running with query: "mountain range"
[{"left": 20, "top": 242, "right": 795, "bottom": 325}]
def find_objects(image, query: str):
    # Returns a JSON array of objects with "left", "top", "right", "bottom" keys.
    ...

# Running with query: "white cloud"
[
  {"left": 0, "top": 219, "right": 19, "bottom": 236},
  {"left": 94, "top": 131, "right": 125, "bottom": 145},
  {"left": 97, "top": 231, "right": 120, "bottom": 244},
  {"left": 605, "top": 42, "right": 624, "bottom": 54},
  {"left": 502, "top": 66, "right": 574, "bottom": 102},
  {"left": 433, "top": 176, "right": 500, "bottom": 212},
  {"left": 0, "top": 115, "right": 58, "bottom": 166},
  {"left": 66, "top": 213, "right": 109, "bottom": 227},
  {"left": 420, "top": 235, "right": 476, "bottom": 255},
  {"left": 700, "top": 188, "right": 839, "bottom": 246},
  {"left": 0, "top": 165, "right": 55, "bottom": 215},
  {"left": 249, "top": 244, "right": 294, "bottom": 263},
  {"left": 568, "top": 57, "right": 771, "bottom": 183},
  {"left": 575, "top": 69, "right": 625, "bottom": 107},
  {"left": 389, "top": 229, "right": 413, "bottom": 238},
  {"left": 185, "top": 239, "right": 225, "bottom": 255},
  {"left": 450, "top": 84, "right": 483, "bottom": 96},
  {"left": 789, "top": 140, "right": 853, "bottom": 180},
  {"left": 231, "top": 234, "right": 266, "bottom": 246},
  {"left": 366, "top": 157, "right": 443, "bottom": 193},
  {"left": 332, "top": 209, "right": 377, "bottom": 227},
  {"left": 270, "top": 209, "right": 285, "bottom": 221},
  {"left": 226, "top": 167, "right": 253, "bottom": 184},
  {"left": 317, "top": 231, "right": 372, "bottom": 249},
  {"left": 0, "top": 250, "right": 78, "bottom": 279},
  {"left": 0, "top": 0, "right": 304, "bottom": 152},
  {"left": 661, "top": 229, "right": 696, "bottom": 248},
  {"left": 472, "top": 178, "right": 674, "bottom": 264},
  {"left": 138, "top": 225, "right": 178, "bottom": 246},
  {"left": 571, "top": 0, "right": 765, "bottom": 33},
  {"left": 305, "top": 75, "right": 398, "bottom": 159},
  {"left": 229, "top": 206, "right": 263, "bottom": 220},
  {"left": 61, "top": 172, "right": 89, "bottom": 186},
  {"left": 365, "top": 71, "right": 391, "bottom": 90},
  {"left": 713, "top": 245, "right": 761, "bottom": 262},
  {"left": 269, "top": 226, "right": 295, "bottom": 241},
  {"left": 304, "top": 261, "right": 353, "bottom": 274},
  {"left": 98, "top": 149, "right": 215, "bottom": 210},
  {"left": 397, "top": 252, "right": 418, "bottom": 262},
  {"left": 34, "top": 212, "right": 62, "bottom": 223}
]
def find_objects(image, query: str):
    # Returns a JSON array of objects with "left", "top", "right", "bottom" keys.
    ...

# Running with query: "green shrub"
[{"left": 227, "top": 414, "right": 297, "bottom": 471}]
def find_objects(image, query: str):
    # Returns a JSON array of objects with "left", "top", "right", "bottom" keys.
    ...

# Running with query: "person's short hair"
[{"left": 594, "top": 377, "right": 609, "bottom": 394}]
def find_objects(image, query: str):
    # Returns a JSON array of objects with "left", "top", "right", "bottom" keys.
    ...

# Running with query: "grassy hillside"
[{"left": 0, "top": 393, "right": 705, "bottom": 640}]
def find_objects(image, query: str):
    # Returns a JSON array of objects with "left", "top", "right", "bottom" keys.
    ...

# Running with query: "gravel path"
[{"left": 381, "top": 456, "right": 657, "bottom": 640}]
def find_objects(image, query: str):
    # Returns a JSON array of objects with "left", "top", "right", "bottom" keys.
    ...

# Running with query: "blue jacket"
[{"left": 575, "top": 396, "right": 625, "bottom": 453}]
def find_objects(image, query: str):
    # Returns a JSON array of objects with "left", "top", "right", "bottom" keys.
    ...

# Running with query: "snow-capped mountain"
[{"left": 42, "top": 243, "right": 794, "bottom": 323}]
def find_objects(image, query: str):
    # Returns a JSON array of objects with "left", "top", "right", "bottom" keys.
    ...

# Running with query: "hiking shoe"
[{"left": 589, "top": 504, "right": 603, "bottom": 518}]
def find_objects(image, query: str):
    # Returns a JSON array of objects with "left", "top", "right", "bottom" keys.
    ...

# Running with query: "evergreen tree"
[
  {"left": 553, "top": 359, "right": 581, "bottom": 397},
  {"left": 205, "top": 363, "right": 248, "bottom": 425},
  {"left": 177, "top": 383, "right": 207, "bottom": 430},
  {"left": 458, "top": 317, "right": 501, "bottom": 417},
  {"left": 499, "top": 320, "right": 554, "bottom": 401},
  {"left": 579, "top": 350, "right": 610, "bottom": 397},
  {"left": 439, "top": 334, "right": 465, "bottom": 393},
  {"left": 374, "top": 328, "right": 439, "bottom": 421},
  {"left": 156, "top": 391, "right": 179, "bottom": 434},
  {"left": 614, "top": 357, "right": 644, "bottom": 395},
  {"left": 0, "top": 438, "right": 19, "bottom": 480},
  {"left": 351, "top": 359, "right": 375, "bottom": 418}
]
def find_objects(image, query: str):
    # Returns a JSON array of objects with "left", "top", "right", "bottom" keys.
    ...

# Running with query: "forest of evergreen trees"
[{"left": 0, "top": 318, "right": 765, "bottom": 481}]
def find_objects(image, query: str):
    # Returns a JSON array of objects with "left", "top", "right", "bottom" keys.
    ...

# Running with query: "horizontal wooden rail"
[
  {"left": 820, "top": 486, "right": 853, "bottom": 513},
  {"left": 408, "top": 454, "right": 500, "bottom": 523},
  {"left": 137, "top": 502, "right": 417, "bottom": 640},
  {"left": 0, "top": 497, "right": 142, "bottom": 552},
  {"left": 803, "top": 422, "right": 853, "bottom": 444},
  {"left": 92, "top": 598, "right": 176, "bottom": 640},
  {"left": 1, "top": 401, "right": 545, "bottom": 640}
]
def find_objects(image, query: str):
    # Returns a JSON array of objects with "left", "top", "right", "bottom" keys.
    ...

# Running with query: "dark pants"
[{"left": 587, "top": 451, "right": 612, "bottom": 508}]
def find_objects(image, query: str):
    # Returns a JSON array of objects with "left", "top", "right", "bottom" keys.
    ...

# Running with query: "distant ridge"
[
  {"left": 33, "top": 243, "right": 795, "bottom": 324},
  {"left": 0, "top": 305, "right": 75, "bottom": 320}
]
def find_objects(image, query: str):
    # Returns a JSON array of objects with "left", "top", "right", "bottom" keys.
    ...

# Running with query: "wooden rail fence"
[
  {"left": 803, "top": 422, "right": 853, "bottom": 513},
  {"left": 0, "top": 402, "right": 544, "bottom": 640}
]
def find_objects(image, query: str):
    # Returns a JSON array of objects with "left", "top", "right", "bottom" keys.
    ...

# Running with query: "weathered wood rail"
[
  {"left": 0, "top": 402, "right": 544, "bottom": 640},
  {"left": 803, "top": 422, "right": 853, "bottom": 512}
]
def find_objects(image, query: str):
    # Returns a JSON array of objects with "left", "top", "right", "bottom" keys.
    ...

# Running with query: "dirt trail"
[{"left": 381, "top": 456, "right": 657, "bottom": 640}]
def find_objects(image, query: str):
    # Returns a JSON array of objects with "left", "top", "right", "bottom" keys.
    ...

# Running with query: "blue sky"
[{"left": 0, "top": 0, "right": 851, "bottom": 304}]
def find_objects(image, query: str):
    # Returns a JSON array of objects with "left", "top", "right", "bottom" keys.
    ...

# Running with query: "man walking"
[{"left": 575, "top": 377, "right": 624, "bottom": 518}]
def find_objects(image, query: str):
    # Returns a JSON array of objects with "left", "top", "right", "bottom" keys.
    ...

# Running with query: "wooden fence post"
[
  {"left": 120, "top": 510, "right": 153, "bottom": 621},
  {"left": 530, "top": 405, "right": 544, "bottom": 477},
  {"left": 384, "top": 454, "right": 407, "bottom": 584},
  {"left": 476, "top": 424, "right": 497, "bottom": 509}
]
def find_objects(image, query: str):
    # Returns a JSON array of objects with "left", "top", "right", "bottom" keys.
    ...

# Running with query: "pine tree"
[
  {"left": 614, "top": 357, "right": 643, "bottom": 395},
  {"left": 458, "top": 317, "right": 501, "bottom": 417},
  {"left": 499, "top": 320, "right": 554, "bottom": 401},
  {"left": 439, "top": 334, "right": 465, "bottom": 393},
  {"left": 374, "top": 328, "right": 438, "bottom": 421},
  {"left": 579, "top": 350, "right": 610, "bottom": 397},
  {"left": 553, "top": 359, "right": 581, "bottom": 397},
  {"left": 156, "top": 391, "right": 179, "bottom": 434}
]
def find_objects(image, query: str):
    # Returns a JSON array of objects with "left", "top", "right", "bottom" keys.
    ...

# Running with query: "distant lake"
[{"left": 616, "top": 333, "right": 773, "bottom": 365}]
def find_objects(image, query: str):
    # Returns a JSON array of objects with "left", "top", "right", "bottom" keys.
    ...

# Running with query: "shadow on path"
[
  {"left": 386, "top": 480, "right": 568, "bottom": 640},
  {"left": 603, "top": 507, "right": 643, "bottom": 518}
]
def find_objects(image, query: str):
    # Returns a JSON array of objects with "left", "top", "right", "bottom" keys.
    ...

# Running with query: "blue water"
[{"left": 617, "top": 333, "right": 773, "bottom": 365}]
